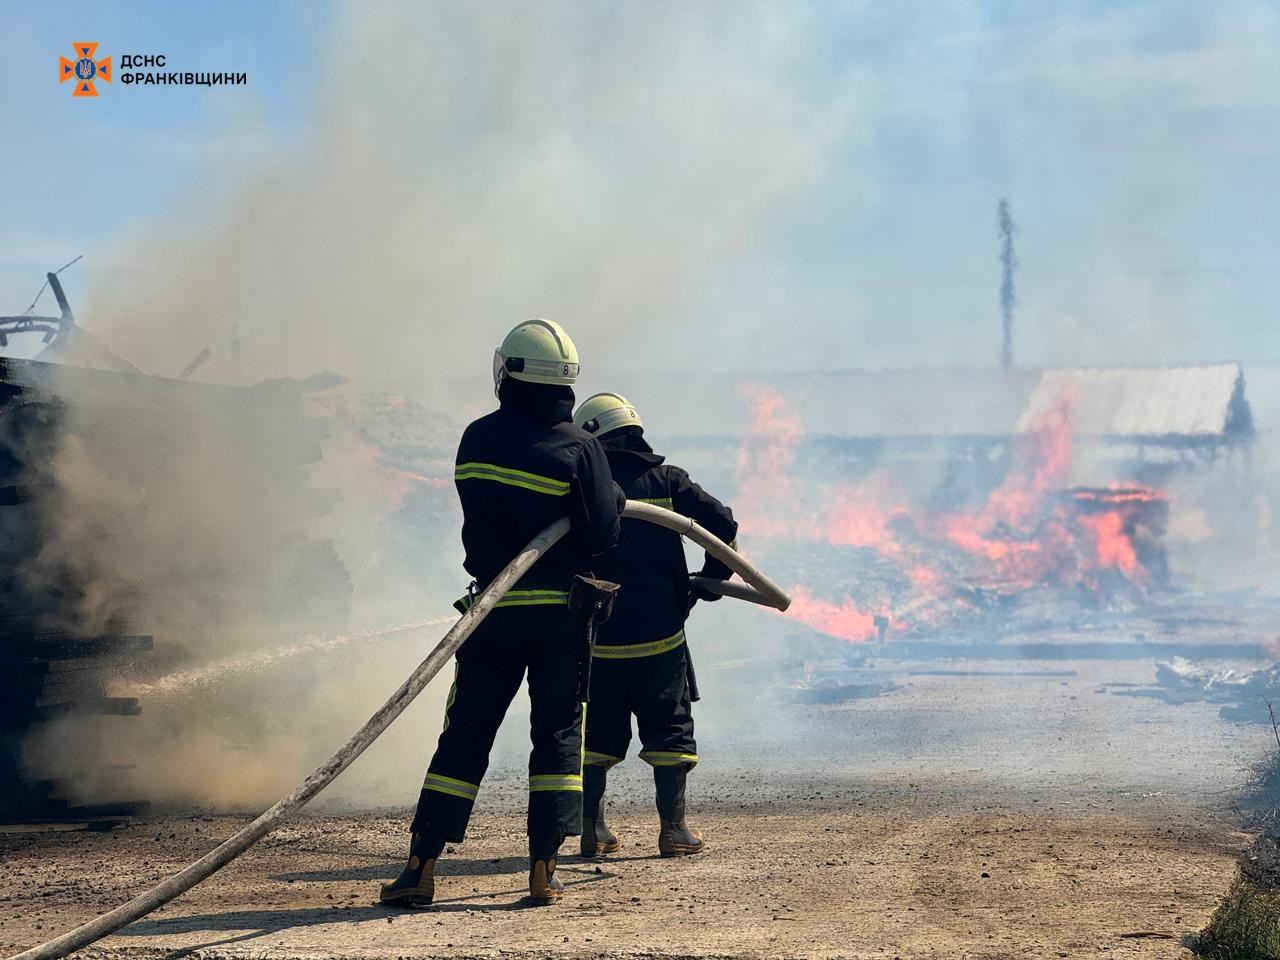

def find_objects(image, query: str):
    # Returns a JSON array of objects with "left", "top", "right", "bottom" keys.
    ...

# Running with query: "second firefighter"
[{"left": 571, "top": 391, "right": 739, "bottom": 858}]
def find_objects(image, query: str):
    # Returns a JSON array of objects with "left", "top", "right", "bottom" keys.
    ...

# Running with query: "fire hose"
[{"left": 9, "top": 501, "right": 789, "bottom": 960}]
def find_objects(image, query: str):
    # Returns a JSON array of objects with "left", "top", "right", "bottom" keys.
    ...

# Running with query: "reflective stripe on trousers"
[
  {"left": 423, "top": 771, "right": 480, "bottom": 801},
  {"left": 592, "top": 629, "right": 686, "bottom": 660},
  {"left": 639, "top": 750, "right": 699, "bottom": 767},
  {"left": 529, "top": 773, "right": 583, "bottom": 793}
]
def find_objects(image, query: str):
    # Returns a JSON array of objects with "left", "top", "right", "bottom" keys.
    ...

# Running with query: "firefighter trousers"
[
  {"left": 583, "top": 632, "right": 697, "bottom": 771},
  {"left": 410, "top": 604, "right": 585, "bottom": 843}
]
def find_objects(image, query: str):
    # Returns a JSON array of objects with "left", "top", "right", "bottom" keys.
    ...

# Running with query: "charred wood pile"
[
  {"left": 0, "top": 356, "right": 350, "bottom": 825},
  {"left": 0, "top": 631, "right": 152, "bottom": 826}
]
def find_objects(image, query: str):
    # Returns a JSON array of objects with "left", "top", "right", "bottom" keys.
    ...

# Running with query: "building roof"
[
  {"left": 630, "top": 363, "right": 1251, "bottom": 444},
  {"left": 1016, "top": 364, "right": 1250, "bottom": 439}
]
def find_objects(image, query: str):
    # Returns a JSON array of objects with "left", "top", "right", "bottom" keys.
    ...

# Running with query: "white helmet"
[
  {"left": 573, "top": 392, "right": 644, "bottom": 436},
  {"left": 493, "top": 319, "right": 580, "bottom": 394}
]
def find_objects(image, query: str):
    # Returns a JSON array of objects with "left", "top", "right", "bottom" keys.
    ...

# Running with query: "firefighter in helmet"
[
  {"left": 381, "top": 320, "right": 622, "bottom": 906},
  {"left": 571, "top": 391, "right": 737, "bottom": 858}
]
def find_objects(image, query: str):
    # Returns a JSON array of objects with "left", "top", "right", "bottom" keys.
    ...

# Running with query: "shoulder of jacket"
[
  {"left": 458, "top": 411, "right": 497, "bottom": 445},
  {"left": 658, "top": 462, "right": 690, "bottom": 485},
  {"left": 464, "top": 408, "right": 502, "bottom": 431},
  {"left": 560, "top": 422, "right": 599, "bottom": 452}
]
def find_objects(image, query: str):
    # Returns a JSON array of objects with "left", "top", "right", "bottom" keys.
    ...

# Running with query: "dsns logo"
[{"left": 59, "top": 43, "right": 112, "bottom": 98}]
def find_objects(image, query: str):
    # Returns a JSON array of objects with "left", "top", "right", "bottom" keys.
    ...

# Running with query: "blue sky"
[
  {"left": 2, "top": 1, "right": 1278, "bottom": 380},
  {"left": 0, "top": 0, "right": 317, "bottom": 327}
]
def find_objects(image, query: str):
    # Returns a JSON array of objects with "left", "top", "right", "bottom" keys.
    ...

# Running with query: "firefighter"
[
  {"left": 380, "top": 319, "right": 623, "bottom": 907},
  {"left": 571, "top": 392, "right": 738, "bottom": 858}
]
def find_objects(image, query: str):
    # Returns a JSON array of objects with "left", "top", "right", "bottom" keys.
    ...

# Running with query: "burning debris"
[{"left": 734, "top": 385, "right": 1175, "bottom": 643}]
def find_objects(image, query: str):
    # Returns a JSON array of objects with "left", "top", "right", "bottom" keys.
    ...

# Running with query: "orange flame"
[
  {"left": 735, "top": 385, "right": 804, "bottom": 538},
  {"left": 735, "top": 385, "right": 1164, "bottom": 642},
  {"left": 1077, "top": 511, "right": 1141, "bottom": 579},
  {"left": 322, "top": 419, "right": 449, "bottom": 510},
  {"left": 784, "top": 587, "right": 878, "bottom": 643}
]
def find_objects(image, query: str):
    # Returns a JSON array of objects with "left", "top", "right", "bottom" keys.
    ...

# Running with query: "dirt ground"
[
  {"left": 1, "top": 650, "right": 1267, "bottom": 960},
  {"left": 0, "top": 798, "right": 1246, "bottom": 960}
]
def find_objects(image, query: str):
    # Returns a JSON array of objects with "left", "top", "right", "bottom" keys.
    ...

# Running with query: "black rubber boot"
[
  {"left": 654, "top": 764, "right": 704, "bottom": 857},
  {"left": 528, "top": 832, "right": 566, "bottom": 904},
  {"left": 580, "top": 766, "right": 620, "bottom": 858},
  {"left": 379, "top": 831, "right": 444, "bottom": 906}
]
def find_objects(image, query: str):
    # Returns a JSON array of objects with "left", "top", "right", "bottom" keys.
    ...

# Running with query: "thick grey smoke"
[
  {"left": 22, "top": 1, "right": 866, "bottom": 812},
  {"left": 20, "top": 2, "right": 1280, "bottom": 817},
  {"left": 84, "top": 2, "right": 864, "bottom": 403}
]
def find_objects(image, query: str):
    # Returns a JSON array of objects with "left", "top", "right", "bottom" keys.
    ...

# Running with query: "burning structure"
[{"left": 644, "top": 363, "right": 1252, "bottom": 644}]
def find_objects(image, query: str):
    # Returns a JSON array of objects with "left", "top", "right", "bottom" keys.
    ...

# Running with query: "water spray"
[{"left": 121, "top": 616, "right": 457, "bottom": 698}]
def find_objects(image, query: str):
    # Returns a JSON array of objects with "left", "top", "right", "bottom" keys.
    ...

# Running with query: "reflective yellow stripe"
[
  {"left": 584, "top": 750, "right": 622, "bottom": 767},
  {"left": 455, "top": 462, "right": 570, "bottom": 496},
  {"left": 457, "top": 589, "right": 569, "bottom": 612},
  {"left": 633, "top": 496, "right": 673, "bottom": 509},
  {"left": 529, "top": 774, "right": 583, "bottom": 793},
  {"left": 496, "top": 590, "right": 570, "bottom": 607},
  {"left": 639, "top": 751, "right": 699, "bottom": 767},
  {"left": 592, "top": 629, "right": 686, "bottom": 660},
  {"left": 423, "top": 772, "right": 479, "bottom": 801}
]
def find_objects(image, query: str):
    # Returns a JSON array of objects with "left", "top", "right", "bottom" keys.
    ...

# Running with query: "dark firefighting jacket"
[
  {"left": 455, "top": 379, "right": 622, "bottom": 596},
  {"left": 593, "top": 429, "right": 738, "bottom": 647}
]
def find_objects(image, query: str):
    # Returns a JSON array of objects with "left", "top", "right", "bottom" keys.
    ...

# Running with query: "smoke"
[
  {"left": 12, "top": 370, "right": 466, "bottom": 811},
  {"left": 1010, "top": 3, "right": 1280, "bottom": 368},
  {"left": 19, "top": 2, "right": 867, "bottom": 812},
  {"left": 15, "top": 2, "right": 1280, "bottom": 819},
  {"left": 82, "top": 1, "right": 864, "bottom": 400}
]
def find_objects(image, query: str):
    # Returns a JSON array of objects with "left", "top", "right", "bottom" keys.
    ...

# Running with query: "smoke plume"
[
  {"left": 22, "top": 1, "right": 865, "bottom": 812},
  {"left": 84, "top": 2, "right": 863, "bottom": 401}
]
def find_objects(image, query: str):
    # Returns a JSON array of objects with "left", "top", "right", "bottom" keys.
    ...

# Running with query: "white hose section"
[
  {"left": 622, "top": 501, "right": 790, "bottom": 611},
  {"left": 688, "top": 575, "right": 776, "bottom": 607}
]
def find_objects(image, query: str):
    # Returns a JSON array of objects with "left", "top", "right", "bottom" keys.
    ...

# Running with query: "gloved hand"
[
  {"left": 689, "top": 581, "right": 723, "bottom": 604},
  {"left": 686, "top": 568, "right": 726, "bottom": 614}
]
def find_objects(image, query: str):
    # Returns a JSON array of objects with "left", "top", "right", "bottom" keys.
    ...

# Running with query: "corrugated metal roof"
[
  {"left": 626, "top": 364, "right": 1250, "bottom": 442},
  {"left": 1016, "top": 364, "right": 1247, "bottom": 438}
]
